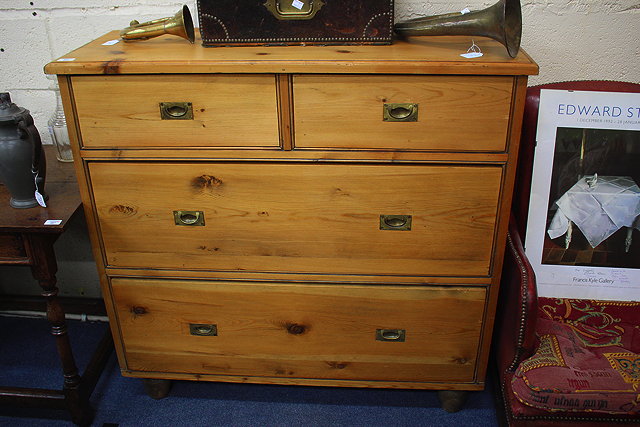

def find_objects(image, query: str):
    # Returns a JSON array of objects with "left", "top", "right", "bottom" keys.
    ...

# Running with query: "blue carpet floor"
[{"left": 0, "top": 315, "right": 499, "bottom": 426}]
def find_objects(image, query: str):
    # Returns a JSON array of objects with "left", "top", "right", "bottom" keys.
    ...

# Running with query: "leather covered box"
[{"left": 197, "top": 0, "right": 394, "bottom": 46}]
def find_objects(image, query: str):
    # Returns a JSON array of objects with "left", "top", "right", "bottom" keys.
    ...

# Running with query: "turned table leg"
[
  {"left": 26, "top": 233, "right": 93, "bottom": 426},
  {"left": 437, "top": 390, "right": 468, "bottom": 413},
  {"left": 143, "top": 379, "right": 172, "bottom": 400}
]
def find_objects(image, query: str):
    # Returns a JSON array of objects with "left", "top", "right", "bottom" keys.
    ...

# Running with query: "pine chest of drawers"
[{"left": 46, "top": 32, "right": 537, "bottom": 406}]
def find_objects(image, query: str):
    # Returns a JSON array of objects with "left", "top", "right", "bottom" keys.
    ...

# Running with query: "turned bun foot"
[
  {"left": 142, "top": 379, "right": 172, "bottom": 399},
  {"left": 437, "top": 390, "right": 468, "bottom": 413}
]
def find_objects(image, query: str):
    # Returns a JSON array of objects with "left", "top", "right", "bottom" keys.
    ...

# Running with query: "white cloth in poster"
[{"left": 547, "top": 175, "right": 640, "bottom": 247}]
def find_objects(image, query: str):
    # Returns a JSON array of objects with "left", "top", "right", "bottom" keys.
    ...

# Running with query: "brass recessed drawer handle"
[
  {"left": 380, "top": 215, "right": 412, "bottom": 231},
  {"left": 189, "top": 323, "right": 217, "bottom": 336},
  {"left": 173, "top": 210, "right": 204, "bottom": 226},
  {"left": 376, "top": 329, "right": 406, "bottom": 342},
  {"left": 383, "top": 103, "right": 418, "bottom": 122},
  {"left": 160, "top": 102, "right": 193, "bottom": 120}
]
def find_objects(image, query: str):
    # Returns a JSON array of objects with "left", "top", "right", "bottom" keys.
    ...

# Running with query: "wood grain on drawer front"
[
  {"left": 90, "top": 162, "right": 501, "bottom": 277},
  {"left": 293, "top": 75, "right": 513, "bottom": 151},
  {"left": 112, "top": 278, "right": 485, "bottom": 382},
  {"left": 71, "top": 75, "right": 279, "bottom": 148}
]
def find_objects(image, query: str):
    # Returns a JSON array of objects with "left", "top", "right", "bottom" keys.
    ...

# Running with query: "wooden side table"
[{"left": 0, "top": 147, "right": 113, "bottom": 426}]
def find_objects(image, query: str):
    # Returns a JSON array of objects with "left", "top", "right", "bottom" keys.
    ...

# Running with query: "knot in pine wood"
[
  {"left": 192, "top": 175, "right": 224, "bottom": 190},
  {"left": 131, "top": 306, "right": 147, "bottom": 316},
  {"left": 286, "top": 322, "right": 307, "bottom": 335}
]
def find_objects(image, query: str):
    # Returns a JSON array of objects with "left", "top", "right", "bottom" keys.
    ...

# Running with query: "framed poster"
[{"left": 525, "top": 89, "right": 640, "bottom": 300}]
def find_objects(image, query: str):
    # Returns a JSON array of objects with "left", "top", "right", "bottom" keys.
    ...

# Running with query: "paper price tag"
[
  {"left": 34, "top": 172, "right": 46, "bottom": 208},
  {"left": 461, "top": 52, "right": 483, "bottom": 58},
  {"left": 102, "top": 39, "right": 120, "bottom": 46},
  {"left": 292, "top": 0, "right": 305, "bottom": 10},
  {"left": 461, "top": 39, "right": 483, "bottom": 58},
  {"left": 56, "top": 58, "right": 76, "bottom": 62},
  {"left": 44, "top": 219, "right": 63, "bottom": 226},
  {"left": 35, "top": 190, "right": 47, "bottom": 207}
]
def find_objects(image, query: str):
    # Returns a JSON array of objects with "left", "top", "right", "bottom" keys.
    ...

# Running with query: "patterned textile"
[
  {"left": 511, "top": 298, "right": 640, "bottom": 414},
  {"left": 518, "top": 335, "right": 566, "bottom": 372},
  {"left": 605, "top": 353, "right": 640, "bottom": 384}
]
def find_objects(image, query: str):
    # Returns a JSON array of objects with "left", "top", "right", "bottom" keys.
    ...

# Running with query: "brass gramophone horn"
[
  {"left": 120, "top": 5, "right": 195, "bottom": 43},
  {"left": 394, "top": 0, "right": 522, "bottom": 58}
]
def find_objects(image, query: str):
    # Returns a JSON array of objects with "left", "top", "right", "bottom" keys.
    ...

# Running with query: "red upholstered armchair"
[{"left": 495, "top": 81, "right": 640, "bottom": 425}]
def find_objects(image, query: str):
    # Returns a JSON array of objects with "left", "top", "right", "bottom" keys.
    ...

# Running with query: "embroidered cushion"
[{"left": 510, "top": 298, "right": 640, "bottom": 414}]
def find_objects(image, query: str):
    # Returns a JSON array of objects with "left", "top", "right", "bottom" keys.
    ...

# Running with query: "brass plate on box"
[{"left": 263, "top": 0, "right": 325, "bottom": 20}]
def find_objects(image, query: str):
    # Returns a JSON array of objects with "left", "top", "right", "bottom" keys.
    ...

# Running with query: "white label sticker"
[
  {"left": 292, "top": 0, "right": 305, "bottom": 10},
  {"left": 44, "top": 219, "right": 63, "bottom": 226},
  {"left": 460, "top": 8, "right": 471, "bottom": 14},
  {"left": 460, "top": 52, "right": 484, "bottom": 58},
  {"left": 56, "top": 58, "right": 76, "bottom": 62},
  {"left": 102, "top": 39, "right": 120, "bottom": 46}
]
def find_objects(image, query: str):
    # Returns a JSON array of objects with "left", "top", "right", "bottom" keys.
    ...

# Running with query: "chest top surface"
[{"left": 44, "top": 30, "right": 538, "bottom": 76}]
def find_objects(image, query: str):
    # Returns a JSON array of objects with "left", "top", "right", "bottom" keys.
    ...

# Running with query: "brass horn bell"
[
  {"left": 120, "top": 5, "right": 195, "bottom": 43},
  {"left": 394, "top": 0, "right": 522, "bottom": 58}
]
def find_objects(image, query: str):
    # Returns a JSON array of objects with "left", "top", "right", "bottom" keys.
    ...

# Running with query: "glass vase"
[{"left": 48, "top": 84, "right": 73, "bottom": 162}]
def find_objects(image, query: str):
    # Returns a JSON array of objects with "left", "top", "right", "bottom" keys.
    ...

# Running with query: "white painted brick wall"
[
  {"left": 0, "top": 1, "right": 199, "bottom": 143},
  {"left": 1, "top": 1, "right": 638, "bottom": 144}
]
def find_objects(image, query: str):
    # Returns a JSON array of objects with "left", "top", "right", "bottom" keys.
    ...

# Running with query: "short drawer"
[
  {"left": 72, "top": 74, "right": 280, "bottom": 148},
  {"left": 111, "top": 278, "right": 485, "bottom": 383},
  {"left": 293, "top": 75, "right": 513, "bottom": 151},
  {"left": 89, "top": 162, "right": 502, "bottom": 277}
]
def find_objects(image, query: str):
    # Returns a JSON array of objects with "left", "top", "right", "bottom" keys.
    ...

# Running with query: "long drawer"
[
  {"left": 112, "top": 278, "right": 486, "bottom": 382},
  {"left": 72, "top": 74, "right": 280, "bottom": 148},
  {"left": 89, "top": 162, "right": 502, "bottom": 277},
  {"left": 293, "top": 75, "right": 513, "bottom": 151}
]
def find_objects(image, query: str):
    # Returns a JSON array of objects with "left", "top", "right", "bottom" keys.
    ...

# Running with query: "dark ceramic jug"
[{"left": 0, "top": 92, "right": 47, "bottom": 208}]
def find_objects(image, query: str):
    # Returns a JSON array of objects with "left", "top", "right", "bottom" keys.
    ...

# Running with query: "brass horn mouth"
[
  {"left": 120, "top": 5, "right": 195, "bottom": 43},
  {"left": 394, "top": 0, "right": 522, "bottom": 58}
]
